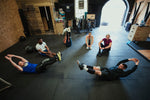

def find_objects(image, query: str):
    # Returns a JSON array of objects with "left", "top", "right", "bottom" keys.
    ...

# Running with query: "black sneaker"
[
  {"left": 97, "top": 53, "right": 102, "bottom": 57},
  {"left": 77, "top": 60, "right": 84, "bottom": 70}
]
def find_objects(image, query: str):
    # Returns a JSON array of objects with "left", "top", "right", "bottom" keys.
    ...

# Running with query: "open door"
[{"left": 39, "top": 6, "right": 54, "bottom": 32}]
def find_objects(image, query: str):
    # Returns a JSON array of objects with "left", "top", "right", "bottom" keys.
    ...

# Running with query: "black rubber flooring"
[
  {"left": 0, "top": 26, "right": 150, "bottom": 100},
  {"left": 127, "top": 40, "right": 150, "bottom": 61}
]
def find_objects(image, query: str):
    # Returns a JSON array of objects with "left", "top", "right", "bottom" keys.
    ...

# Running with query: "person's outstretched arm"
[
  {"left": 7, "top": 54, "right": 28, "bottom": 62},
  {"left": 120, "top": 58, "right": 139, "bottom": 77},
  {"left": 116, "top": 59, "right": 130, "bottom": 66},
  {"left": 5, "top": 56, "right": 23, "bottom": 71}
]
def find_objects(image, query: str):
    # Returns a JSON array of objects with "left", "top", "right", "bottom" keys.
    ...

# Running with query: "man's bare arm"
[{"left": 98, "top": 40, "right": 103, "bottom": 49}]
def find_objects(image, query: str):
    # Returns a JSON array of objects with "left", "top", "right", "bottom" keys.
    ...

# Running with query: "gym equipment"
[
  {"left": 125, "top": 22, "right": 132, "bottom": 31},
  {"left": 128, "top": 24, "right": 150, "bottom": 41},
  {"left": 25, "top": 45, "right": 34, "bottom": 53},
  {"left": 19, "top": 36, "right": 26, "bottom": 42},
  {"left": 125, "top": 1, "right": 144, "bottom": 31},
  {"left": 66, "top": 32, "right": 72, "bottom": 47},
  {"left": 0, "top": 78, "right": 12, "bottom": 92},
  {"left": 144, "top": 2, "right": 150, "bottom": 23}
]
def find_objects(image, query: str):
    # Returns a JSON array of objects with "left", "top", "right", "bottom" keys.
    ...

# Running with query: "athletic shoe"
[
  {"left": 89, "top": 47, "right": 92, "bottom": 50},
  {"left": 58, "top": 51, "right": 62, "bottom": 57},
  {"left": 97, "top": 53, "right": 102, "bottom": 57},
  {"left": 76, "top": 60, "right": 84, "bottom": 70},
  {"left": 86, "top": 47, "right": 89, "bottom": 49},
  {"left": 57, "top": 52, "right": 62, "bottom": 61}
]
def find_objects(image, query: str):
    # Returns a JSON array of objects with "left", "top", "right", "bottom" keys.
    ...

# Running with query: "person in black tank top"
[{"left": 85, "top": 32, "right": 94, "bottom": 50}]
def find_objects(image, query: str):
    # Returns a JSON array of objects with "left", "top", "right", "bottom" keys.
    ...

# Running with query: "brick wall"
[{"left": 0, "top": 0, "right": 25, "bottom": 52}]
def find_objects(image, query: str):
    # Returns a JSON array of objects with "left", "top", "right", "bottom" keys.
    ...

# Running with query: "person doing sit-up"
[
  {"left": 5, "top": 54, "right": 61, "bottom": 73},
  {"left": 77, "top": 58, "right": 139, "bottom": 80}
]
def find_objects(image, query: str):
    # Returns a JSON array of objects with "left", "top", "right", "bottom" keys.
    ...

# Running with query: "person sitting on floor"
[
  {"left": 5, "top": 54, "right": 61, "bottom": 73},
  {"left": 77, "top": 58, "right": 139, "bottom": 81},
  {"left": 35, "top": 38, "right": 61, "bottom": 59},
  {"left": 97, "top": 34, "right": 112, "bottom": 57},
  {"left": 85, "top": 32, "right": 94, "bottom": 50}
]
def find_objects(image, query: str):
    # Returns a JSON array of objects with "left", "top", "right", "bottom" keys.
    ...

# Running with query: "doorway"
[
  {"left": 18, "top": 9, "right": 30, "bottom": 37},
  {"left": 100, "top": 0, "right": 127, "bottom": 29},
  {"left": 39, "top": 6, "right": 53, "bottom": 32}
]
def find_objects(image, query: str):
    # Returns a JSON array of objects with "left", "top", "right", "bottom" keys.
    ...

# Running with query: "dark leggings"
[
  {"left": 98, "top": 43, "right": 111, "bottom": 54},
  {"left": 88, "top": 39, "right": 91, "bottom": 45},
  {"left": 36, "top": 56, "right": 57, "bottom": 73}
]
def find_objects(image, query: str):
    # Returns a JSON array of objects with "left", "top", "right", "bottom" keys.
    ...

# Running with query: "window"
[{"left": 79, "top": 0, "right": 84, "bottom": 9}]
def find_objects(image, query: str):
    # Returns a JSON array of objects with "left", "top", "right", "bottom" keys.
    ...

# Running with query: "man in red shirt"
[{"left": 97, "top": 34, "right": 112, "bottom": 57}]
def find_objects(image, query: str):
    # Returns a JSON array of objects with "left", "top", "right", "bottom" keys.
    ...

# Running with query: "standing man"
[
  {"left": 35, "top": 38, "right": 61, "bottom": 60},
  {"left": 85, "top": 32, "right": 94, "bottom": 50},
  {"left": 5, "top": 54, "right": 61, "bottom": 73},
  {"left": 77, "top": 58, "right": 139, "bottom": 80},
  {"left": 97, "top": 34, "right": 112, "bottom": 57}
]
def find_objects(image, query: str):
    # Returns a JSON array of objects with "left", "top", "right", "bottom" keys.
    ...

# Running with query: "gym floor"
[{"left": 0, "top": 26, "right": 150, "bottom": 100}]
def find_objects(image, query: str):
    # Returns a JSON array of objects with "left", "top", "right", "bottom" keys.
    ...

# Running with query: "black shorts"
[
  {"left": 100, "top": 67, "right": 110, "bottom": 76},
  {"left": 99, "top": 67, "right": 111, "bottom": 80},
  {"left": 88, "top": 40, "right": 91, "bottom": 45}
]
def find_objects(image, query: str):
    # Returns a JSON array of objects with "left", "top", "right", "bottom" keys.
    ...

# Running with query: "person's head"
[
  {"left": 106, "top": 34, "right": 110, "bottom": 39},
  {"left": 59, "top": 8, "right": 63, "bottom": 12},
  {"left": 18, "top": 61, "right": 25, "bottom": 67},
  {"left": 118, "top": 63, "right": 127, "bottom": 70},
  {"left": 38, "top": 38, "right": 43, "bottom": 44},
  {"left": 88, "top": 32, "right": 91, "bottom": 36}
]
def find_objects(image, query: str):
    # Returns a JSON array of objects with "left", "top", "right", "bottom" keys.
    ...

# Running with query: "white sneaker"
[
  {"left": 86, "top": 47, "right": 89, "bottom": 49},
  {"left": 90, "top": 47, "right": 92, "bottom": 50}
]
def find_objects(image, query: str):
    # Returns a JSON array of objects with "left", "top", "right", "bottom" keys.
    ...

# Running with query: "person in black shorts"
[
  {"left": 97, "top": 34, "right": 112, "bottom": 57},
  {"left": 77, "top": 58, "right": 139, "bottom": 80}
]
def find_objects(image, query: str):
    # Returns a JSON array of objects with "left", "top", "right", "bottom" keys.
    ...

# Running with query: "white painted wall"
[{"left": 75, "top": 0, "right": 88, "bottom": 18}]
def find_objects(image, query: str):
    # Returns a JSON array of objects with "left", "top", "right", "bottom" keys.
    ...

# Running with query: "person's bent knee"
[
  {"left": 95, "top": 70, "right": 102, "bottom": 76},
  {"left": 93, "top": 66, "right": 100, "bottom": 70}
]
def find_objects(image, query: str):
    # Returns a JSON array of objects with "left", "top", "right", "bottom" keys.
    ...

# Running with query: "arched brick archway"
[
  {"left": 100, "top": 0, "right": 129, "bottom": 27},
  {"left": 88, "top": 0, "right": 132, "bottom": 27}
]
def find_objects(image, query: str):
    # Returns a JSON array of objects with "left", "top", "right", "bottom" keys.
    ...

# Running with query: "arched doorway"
[{"left": 100, "top": 0, "right": 129, "bottom": 29}]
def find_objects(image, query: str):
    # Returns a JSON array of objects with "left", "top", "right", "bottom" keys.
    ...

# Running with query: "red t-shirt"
[{"left": 103, "top": 38, "right": 112, "bottom": 46}]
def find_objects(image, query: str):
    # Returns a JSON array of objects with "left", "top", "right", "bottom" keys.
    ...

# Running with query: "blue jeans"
[{"left": 40, "top": 49, "right": 48, "bottom": 56}]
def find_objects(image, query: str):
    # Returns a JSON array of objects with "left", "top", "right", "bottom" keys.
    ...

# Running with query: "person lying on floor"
[
  {"left": 35, "top": 38, "right": 61, "bottom": 58},
  {"left": 97, "top": 34, "right": 112, "bottom": 57},
  {"left": 5, "top": 54, "right": 61, "bottom": 73},
  {"left": 77, "top": 58, "right": 139, "bottom": 81}
]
